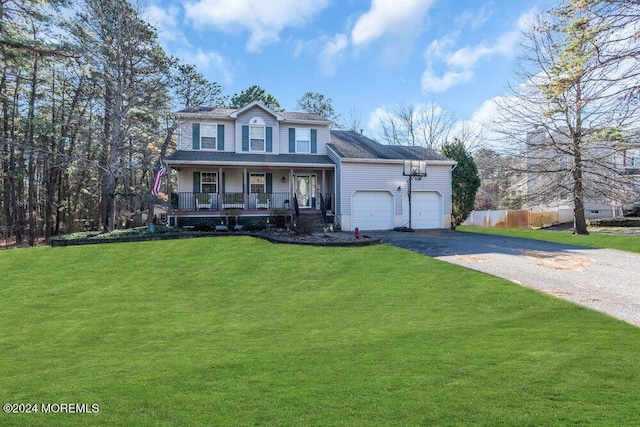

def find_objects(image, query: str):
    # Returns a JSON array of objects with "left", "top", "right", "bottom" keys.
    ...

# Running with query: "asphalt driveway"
[{"left": 369, "top": 229, "right": 640, "bottom": 327}]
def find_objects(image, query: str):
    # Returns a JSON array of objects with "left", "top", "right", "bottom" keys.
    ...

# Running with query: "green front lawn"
[
  {"left": 458, "top": 225, "right": 640, "bottom": 254},
  {"left": 1, "top": 237, "right": 639, "bottom": 425}
]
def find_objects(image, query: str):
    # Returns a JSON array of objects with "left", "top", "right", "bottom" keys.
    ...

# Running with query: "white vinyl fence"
[{"left": 463, "top": 208, "right": 574, "bottom": 229}]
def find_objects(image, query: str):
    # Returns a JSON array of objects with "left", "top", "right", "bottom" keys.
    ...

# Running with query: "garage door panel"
[
  {"left": 352, "top": 191, "right": 394, "bottom": 230},
  {"left": 403, "top": 191, "right": 441, "bottom": 229}
]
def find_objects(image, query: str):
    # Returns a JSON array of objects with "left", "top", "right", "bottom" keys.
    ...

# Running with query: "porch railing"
[
  {"left": 172, "top": 192, "right": 219, "bottom": 211},
  {"left": 170, "top": 192, "right": 333, "bottom": 212}
]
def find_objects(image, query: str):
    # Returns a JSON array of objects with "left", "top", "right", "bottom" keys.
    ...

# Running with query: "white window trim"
[
  {"left": 200, "top": 124, "right": 218, "bottom": 151},
  {"left": 249, "top": 124, "right": 266, "bottom": 152},
  {"left": 250, "top": 172, "right": 266, "bottom": 193},
  {"left": 200, "top": 171, "right": 218, "bottom": 193},
  {"left": 296, "top": 128, "right": 311, "bottom": 153}
]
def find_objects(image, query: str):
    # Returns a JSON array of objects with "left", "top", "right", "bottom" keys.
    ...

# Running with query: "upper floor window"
[
  {"left": 249, "top": 117, "right": 265, "bottom": 152},
  {"left": 296, "top": 128, "right": 310, "bottom": 153},
  {"left": 289, "top": 128, "right": 317, "bottom": 153},
  {"left": 192, "top": 123, "right": 224, "bottom": 151},
  {"left": 200, "top": 124, "right": 217, "bottom": 150}
]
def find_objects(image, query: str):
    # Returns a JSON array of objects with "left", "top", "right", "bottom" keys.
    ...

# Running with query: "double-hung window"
[
  {"left": 250, "top": 125, "right": 265, "bottom": 152},
  {"left": 296, "top": 128, "right": 310, "bottom": 153},
  {"left": 200, "top": 124, "right": 217, "bottom": 150},
  {"left": 250, "top": 173, "right": 265, "bottom": 193},
  {"left": 201, "top": 172, "right": 217, "bottom": 193}
]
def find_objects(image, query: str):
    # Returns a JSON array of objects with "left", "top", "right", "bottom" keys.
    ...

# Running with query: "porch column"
[
  {"left": 166, "top": 167, "right": 172, "bottom": 198},
  {"left": 243, "top": 167, "right": 248, "bottom": 210},
  {"left": 218, "top": 166, "right": 223, "bottom": 210},
  {"left": 322, "top": 169, "right": 326, "bottom": 204},
  {"left": 290, "top": 168, "right": 294, "bottom": 213}
]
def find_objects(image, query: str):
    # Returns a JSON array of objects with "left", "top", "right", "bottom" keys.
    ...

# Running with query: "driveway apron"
[{"left": 372, "top": 230, "right": 640, "bottom": 327}]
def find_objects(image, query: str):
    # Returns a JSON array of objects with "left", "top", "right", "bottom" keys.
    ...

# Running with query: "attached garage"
[
  {"left": 351, "top": 191, "right": 395, "bottom": 230},
  {"left": 403, "top": 191, "right": 442, "bottom": 229}
]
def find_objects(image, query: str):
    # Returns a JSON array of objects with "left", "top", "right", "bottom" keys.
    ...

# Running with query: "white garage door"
[
  {"left": 403, "top": 191, "right": 442, "bottom": 229},
  {"left": 351, "top": 191, "right": 395, "bottom": 230}
]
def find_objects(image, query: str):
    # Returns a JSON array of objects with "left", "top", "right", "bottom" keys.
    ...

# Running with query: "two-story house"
[
  {"left": 164, "top": 101, "right": 456, "bottom": 230},
  {"left": 519, "top": 129, "right": 640, "bottom": 218}
]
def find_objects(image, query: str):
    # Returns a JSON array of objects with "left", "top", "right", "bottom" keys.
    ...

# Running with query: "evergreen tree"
[
  {"left": 296, "top": 91, "right": 339, "bottom": 121},
  {"left": 229, "top": 85, "right": 281, "bottom": 111},
  {"left": 441, "top": 139, "right": 481, "bottom": 227}
]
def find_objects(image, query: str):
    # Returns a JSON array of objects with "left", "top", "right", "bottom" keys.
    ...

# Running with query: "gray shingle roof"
[
  {"left": 165, "top": 150, "right": 334, "bottom": 166},
  {"left": 174, "top": 106, "right": 329, "bottom": 122},
  {"left": 175, "top": 107, "right": 237, "bottom": 116},
  {"left": 329, "top": 130, "right": 450, "bottom": 161},
  {"left": 280, "top": 111, "right": 328, "bottom": 121}
]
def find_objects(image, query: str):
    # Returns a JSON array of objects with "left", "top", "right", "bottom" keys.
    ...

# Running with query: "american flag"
[{"left": 151, "top": 159, "right": 166, "bottom": 195}]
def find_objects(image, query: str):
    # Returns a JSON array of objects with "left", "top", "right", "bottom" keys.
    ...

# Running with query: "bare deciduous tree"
[
  {"left": 376, "top": 102, "right": 457, "bottom": 150},
  {"left": 490, "top": 1, "right": 640, "bottom": 234}
]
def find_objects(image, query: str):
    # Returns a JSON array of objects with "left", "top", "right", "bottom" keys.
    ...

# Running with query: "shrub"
[
  {"left": 192, "top": 219, "right": 214, "bottom": 232},
  {"left": 242, "top": 218, "right": 268, "bottom": 231},
  {"left": 269, "top": 208, "right": 289, "bottom": 228},
  {"left": 292, "top": 216, "right": 316, "bottom": 235}
]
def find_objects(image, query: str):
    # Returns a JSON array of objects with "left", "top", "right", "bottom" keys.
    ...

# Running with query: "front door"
[{"left": 296, "top": 174, "right": 317, "bottom": 208}]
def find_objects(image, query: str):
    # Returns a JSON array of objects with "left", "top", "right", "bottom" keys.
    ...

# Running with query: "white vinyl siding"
[{"left": 337, "top": 161, "right": 452, "bottom": 230}]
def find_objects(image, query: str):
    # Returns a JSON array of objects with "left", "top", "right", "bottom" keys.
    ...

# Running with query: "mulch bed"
[{"left": 48, "top": 229, "right": 380, "bottom": 248}]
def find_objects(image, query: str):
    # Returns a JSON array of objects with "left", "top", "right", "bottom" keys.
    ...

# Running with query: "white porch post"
[
  {"left": 218, "top": 166, "right": 223, "bottom": 210},
  {"left": 322, "top": 169, "right": 326, "bottom": 204},
  {"left": 243, "top": 167, "right": 248, "bottom": 209},
  {"left": 290, "top": 168, "right": 294, "bottom": 212}
]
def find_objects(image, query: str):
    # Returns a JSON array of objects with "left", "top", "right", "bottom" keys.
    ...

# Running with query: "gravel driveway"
[{"left": 370, "top": 229, "right": 640, "bottom": 327}]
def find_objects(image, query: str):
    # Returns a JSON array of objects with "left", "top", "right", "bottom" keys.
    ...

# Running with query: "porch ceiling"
[{"left": 165, "top": 151, "right": 335, "bottom": 168}]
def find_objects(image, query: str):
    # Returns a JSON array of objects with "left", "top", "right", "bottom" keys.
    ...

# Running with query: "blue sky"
[{"left": 146, "top": 0, "right": 547, "bottom": 134}]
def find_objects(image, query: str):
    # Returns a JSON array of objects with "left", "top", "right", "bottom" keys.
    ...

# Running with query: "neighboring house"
[
  {"left": 164, "top": 101, "right": 456, "bottom": 230},
  {"left": 519, "top": 129, "right": 640, "bottom": 218}
]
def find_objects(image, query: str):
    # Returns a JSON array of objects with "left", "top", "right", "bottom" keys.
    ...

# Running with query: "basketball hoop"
[
  {"left": 402, "top": 160, "right": 427, "bottom": 231},
  {"left": 403, "top": 160, "right": 427, "bottom": 177}
]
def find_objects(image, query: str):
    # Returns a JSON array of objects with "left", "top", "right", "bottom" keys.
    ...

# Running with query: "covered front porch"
[{"left": 165, "top": 164, "right": 335, "bottom": 219}]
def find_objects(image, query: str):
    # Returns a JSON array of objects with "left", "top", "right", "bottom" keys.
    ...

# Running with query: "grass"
[
  {"left": 458, "top": 225, "right": 640, "bottom": 254},
  {"left": 1, "top": 236, "right": 640, "bottom": 426}
]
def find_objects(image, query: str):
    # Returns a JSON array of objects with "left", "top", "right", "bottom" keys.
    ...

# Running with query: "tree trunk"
[{"left": 572, "top": 135, "right": 589, "bottom": 235}]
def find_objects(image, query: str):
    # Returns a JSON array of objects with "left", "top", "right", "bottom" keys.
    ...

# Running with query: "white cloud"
[
  {"left": 420, "top": 9, "right": 532, "bottom": 93},
  {"left": 351, "top": 0, "right": 435, "bottom": 46},
  {"left": 454, "top": 5, "right": 492, "bottom": 30},
  {"left": 445, "top": 30, "right": 519, "bottom": 70},
  {"left": 367, "top": 106, "right": 393, "bottom": 134},
  {"left": 145, "top": 4, "right": 189, "bottom": 46},
  {"left": 424, "top": 34, "right": 458, "bottom": 65},
  {"left": 184, "top": 0, "right": 330, "bottom": 52},
  {"left": 179, "top": 49, "right": 236, "bottom": 85},
  {"left": 446, "top": 45, "right": 494, "bottom": 69},
  {"left": 421, "top": 69, "right": 474, "bottom": 93},
  {"left": 318, "top": 34, "right": 348, "bottom": 76}
]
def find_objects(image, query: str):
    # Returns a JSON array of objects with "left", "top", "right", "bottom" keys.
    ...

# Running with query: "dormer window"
[{"left": 249, "top": 117, "right": 265, "bottom": 152}]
